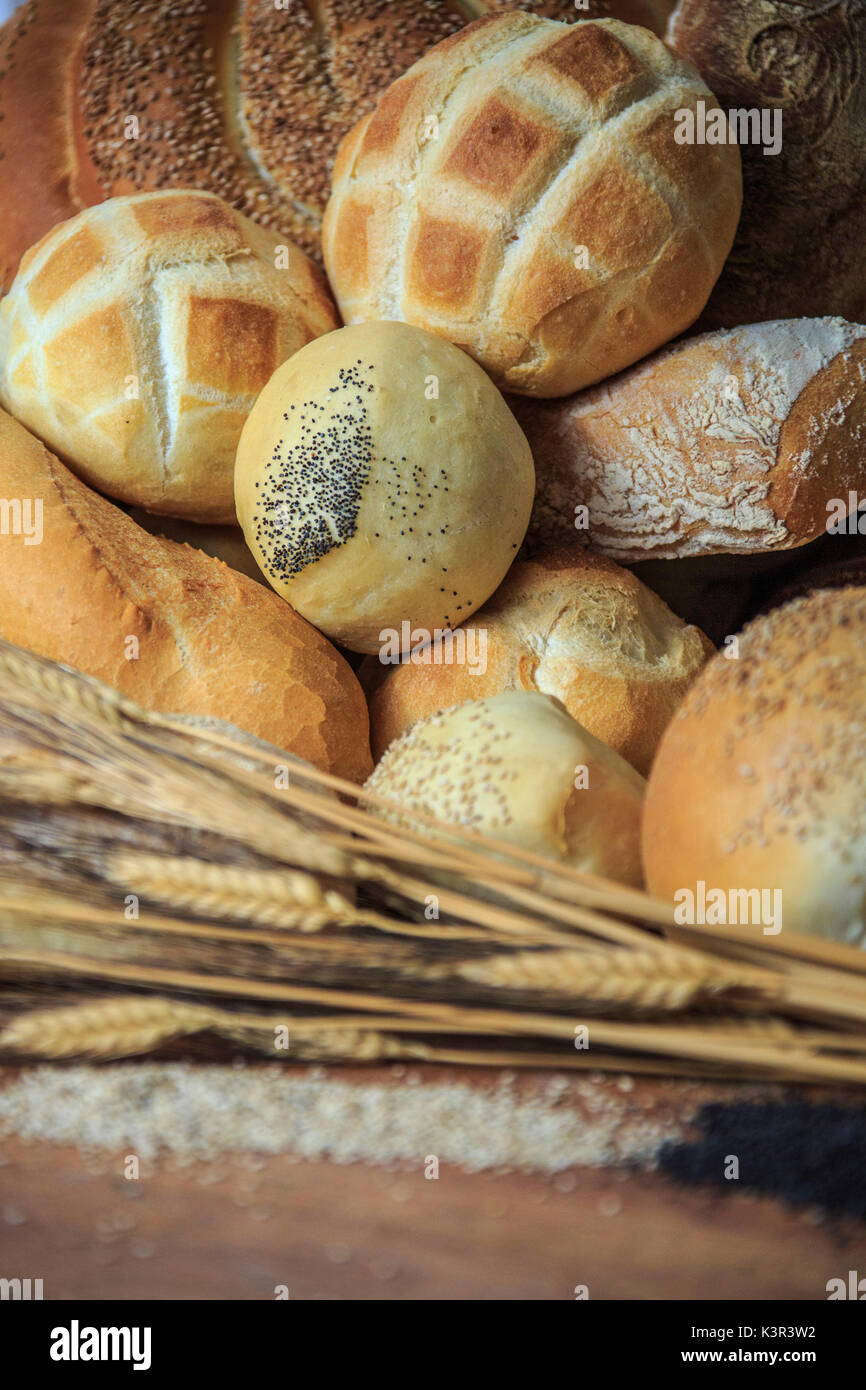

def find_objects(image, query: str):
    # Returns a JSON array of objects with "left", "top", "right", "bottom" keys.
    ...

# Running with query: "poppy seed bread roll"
[
  {"left": 643, "top": 589, "right": 866, "bottom": 945},
  {"left": 235, "top": 322, "right": 535, "bottom": 654},
  {"left": 365, "top": 691, "right": 646, "bottom": 884},
  {"left": 362, "top": 548, "right": 714, "bottom": 773}
]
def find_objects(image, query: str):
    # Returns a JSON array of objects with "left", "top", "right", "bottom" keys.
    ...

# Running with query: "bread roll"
[
  {"left": 323, "top": 12, "right": 741, "bottom": 397},
  {"left": 235, "top": 322, "right": 535, "bottom": 655},
  {"left": 0, "top": 1, "right": 689, "bottom": 291},
  {"left": 643, "top": 589, "right": 866, "bottom": 945},
  {"left": 668, "top": 0, "right": 866, "bottom": 328},
  {"left": 362, "top": 548, "right": 713, "bottom": 774},
  {"left": 366, "top": 691, "right": 645, "bottom": 884},
  {"left": 0, "top": 408, "right": 372, "bottom": 782},
  {"left": 513, "top": 317, "right": 866, "bottom": 561},
  {"left": 0, "top": 190, "right": 337, "bottom": 523}
]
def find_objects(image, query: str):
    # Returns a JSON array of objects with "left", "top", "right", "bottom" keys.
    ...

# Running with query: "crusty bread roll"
[
  {"left": 366, "top": 691, "right": 646, "bottom": 884},
  {"left": 643, "top": 589, "right": 866, "bottom": 945},
  {"left": 668, "top": 0, "right": 866, "bottom": 328},
  {"left": 235, "top": 322, "right": 535, "bottom": 655},
  {"left": 0, "top": 190, "right": 337, "bottom": 523},
  {"left": 513, "top": 317, "right": 866, "bottom": 561},
  {"left": 0, "top": 408, "right": 372, "bottom": 782},
  {"left": 362, "top": 548, "right": 713, "bottom": 774},
  {"left": 323, "top": 12, "right": 741, "bottom": 397},
  {"left": 0, "top": 1, "right": 685, "bottom": 291}
]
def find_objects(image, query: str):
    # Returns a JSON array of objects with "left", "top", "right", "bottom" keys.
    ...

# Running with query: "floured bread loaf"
[
  {"left": 362, "top": 548, "right": 713, "bottom": 774},
  {"left": 643, "top": 589, "right": 866, "bottom": 945},
  {"left": 0, "top": 190, "right": 337, "bottom": 522},
  {"left": 323, "top": 12, "right": 741, "bottom": 397},
  {"left": 365, "top": 691, "right": 646, "bottom": 884},
  {"left": 514, "top": 317, "right": 866, "bottom": 561}
]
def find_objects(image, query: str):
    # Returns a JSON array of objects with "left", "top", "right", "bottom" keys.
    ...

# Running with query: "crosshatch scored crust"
[
  {"left": 323, "top": 12, "right": 742, "bottom": 396},
  {"left": 0, "top": 189, "right": 338, "bottom": 522}
]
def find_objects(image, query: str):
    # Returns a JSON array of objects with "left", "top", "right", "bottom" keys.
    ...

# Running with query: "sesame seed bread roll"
[
  {"left": 642, "top": 589, "right": 866, "bottom": 945},
  {"left": 365, "top": 691, "right": 646, "bottom": 884},
  {"left": 513, "top": 317, "right": 866, "bottom": 561},
  {"left": 235, "top": 322, "right": 535, "bottom": 655},
  {"left": 362, "top": 548, "right": 714, "bottom": 773},
  {"left": 0, "top": 190, "right": 338, "bottom": 523},
  {"left": 0, "top": 0, "right": 475, "bottom": 286},
  {"left": 323, "top": 12, "right": 741, "bottom": 397},
  {"left": 0, "top": 408, "right": 372, "bottom": 783}
]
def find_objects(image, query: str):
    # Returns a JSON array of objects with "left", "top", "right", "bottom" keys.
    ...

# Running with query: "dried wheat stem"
[
  {"left": 0, "top": 997, "right": 219, "bottom": 1059},
  {"left": 103, "top": 854, "right": 354, "bottom": 931},
  {"left": 452, "top": 948, "right": 773, "bottom": 1013}
]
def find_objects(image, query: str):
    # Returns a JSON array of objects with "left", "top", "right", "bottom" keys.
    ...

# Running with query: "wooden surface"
[{"left": 2, "top": 1063, "right": 865, "bottom": 1301}]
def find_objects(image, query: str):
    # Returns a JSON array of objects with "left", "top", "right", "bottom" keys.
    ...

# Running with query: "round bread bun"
[
  {"left": 235, "top": 322, "right": 535, "bottom": 654},
  {"left": 323, "top": 12, "right": 741, "bottom": 397},
  {"left": 0, "top": 190, "right": 338, "bottom": 523},
  {"left": 362, "top": 547, "right": 713, "bottom": 774},
  {"left": 643, "top": 588, "right": 866, "bottom": 946},
  {"left": 364, "top": 691, "right": 646, "bottom": 884}
]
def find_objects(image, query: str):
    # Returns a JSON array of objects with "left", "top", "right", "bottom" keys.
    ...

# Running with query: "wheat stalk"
[
  {"left": 102, "top": 854, "right": 355, "bottom": 930},
  {"left": 0, "top": 997, "right": 220, "bottom": 1059},
  {"left": 452, "top": 948, "right": 777, "bottom": 1013}
]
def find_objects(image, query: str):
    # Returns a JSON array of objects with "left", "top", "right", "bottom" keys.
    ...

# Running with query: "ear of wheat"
[{"left": 1, "top": 638, "right": 866, "bottom": 1084}]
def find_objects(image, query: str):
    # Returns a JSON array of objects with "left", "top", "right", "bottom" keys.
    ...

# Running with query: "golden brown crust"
[
  {"left": 323, "top": 13, "right": 742, "bottom": 397},
  {"left": 513, "top": 317, "right": 866, "bottom": 561},
  {"left": 0, "top": 408, "right": 372, "bottom": 782},
  {"left": 668, "top": 0, "right": 866, "bottom": 328},
  {"left": 642, "top": 588, "right": 866, "bottom": 944},
  {"left": 362, "top": 546, "right": 712, "bottom": 773},
  {"left": 0, "top": 191, "right": 338, "bottom": 523}
]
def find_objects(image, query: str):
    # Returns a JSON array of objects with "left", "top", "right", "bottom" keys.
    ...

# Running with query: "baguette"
[
  {"left": 0, "top": 408, "right": 372, "bottom": 782},
  {"left": 513, "top": 317, "right": 866, "bottom": 561}
]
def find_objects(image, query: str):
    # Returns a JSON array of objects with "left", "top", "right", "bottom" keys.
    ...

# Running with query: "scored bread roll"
[
  {"left": 235, "top": 322, "right": 535, "bottom": 654},
  {"left": 0, "top": 1, "right": 683, "bottom": 290},
  {"left": 513, "top": 317, "right": 866, "bottom": 561},
  {"left": 643, "top": 589, "right": 866, "bottom": 945},
  {"left": 365, "top": 691, "right": 646, "bottom": 884},
  {"left": 323, "top": 12, "right": 741, "bottom": 397},
  {"left": 362, "top": 548, "right": 713, "bottom": 774},
  {"left": 0, "top": 408, "right": 372, "bottom": 782},
  {"left": 0, "top": 190, "right": 337, "bottom": 523},
  {"left": 667, "top": 0, "right": 866, "bottom": 328}
]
